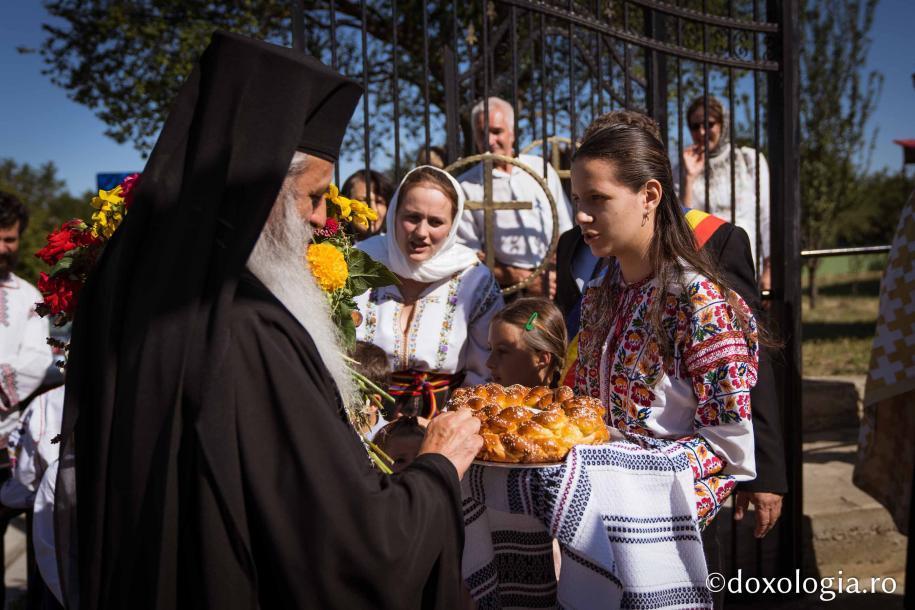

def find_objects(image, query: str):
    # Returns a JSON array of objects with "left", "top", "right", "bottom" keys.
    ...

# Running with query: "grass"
[{"left": 801, "top": 266, "right": 882, "bottom": 377}]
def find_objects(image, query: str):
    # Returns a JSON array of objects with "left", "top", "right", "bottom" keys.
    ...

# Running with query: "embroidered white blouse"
[
  {"left": 0, "top": 273, "right": 53, "bottom": 440},
  {"left": 354, "top": 262, "right": 503, "bottom": 385}
]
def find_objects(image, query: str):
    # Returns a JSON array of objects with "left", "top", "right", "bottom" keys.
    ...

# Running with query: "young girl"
[
  {"left": 570, "top": 120, "right": 762, "bottom": 528},
  {"left": 485, "top": 297, "right": 568, "bottom": 388}
]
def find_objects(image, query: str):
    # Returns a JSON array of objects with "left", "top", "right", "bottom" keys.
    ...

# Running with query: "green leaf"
[
  {"left": 50, "top": 255, "right": 74, "bottom": 274},
  {"left": 345, "top": 249, "right": 399, "bottom": 297}
]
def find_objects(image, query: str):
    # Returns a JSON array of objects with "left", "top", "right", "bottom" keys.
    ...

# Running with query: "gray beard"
[{"left": 246, "top": 186, "right": 357, "bottom": 408}]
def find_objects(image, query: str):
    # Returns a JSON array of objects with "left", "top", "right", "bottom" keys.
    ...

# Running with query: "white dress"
[
  {"left": 456, "top": 153, "right": 574, "bottom": 269},
  {"left": 354, "top": 262, "right": 503, "bottom": 386},
  {"left": 1, "top": 385, "right": 64, "bottom": 604},
  {"left": 685, "top": 145, "right": 771, "bottom": 270},
  {"left": 0, "top": 273, "right": 53, "bottom": 441}
]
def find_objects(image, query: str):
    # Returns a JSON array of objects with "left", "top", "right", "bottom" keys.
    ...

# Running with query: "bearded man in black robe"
[{"left": 54, "top": 31, "right": 482, "bottom": 610}]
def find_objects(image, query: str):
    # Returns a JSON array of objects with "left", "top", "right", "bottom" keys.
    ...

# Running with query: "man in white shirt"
[
  {"left": 0, "top": 191, "right": 54, "bottom": 607},
  {"left": 0, "top": 192, "right": 53, "bottom": 422},
  {"left": 456, "top": 97, "right": 573, "bottom": 296}
]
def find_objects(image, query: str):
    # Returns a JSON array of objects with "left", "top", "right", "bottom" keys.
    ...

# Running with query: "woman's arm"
[{"left": 683, "top": 279, "right": 759, "bottom": 481}]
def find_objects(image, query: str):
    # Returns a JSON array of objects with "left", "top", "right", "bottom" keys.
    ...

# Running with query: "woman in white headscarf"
[
  {"left": 681, "top": 95, "right": 771, "bottom": 289},
  {"left": 356, "top": 166, "right": 504, "bottom": 422}
]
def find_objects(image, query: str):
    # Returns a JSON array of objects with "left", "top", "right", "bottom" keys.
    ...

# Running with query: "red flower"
[
  {"left": 37, "top": 272, "right": 81, "bottom": 317},
  {"left": 119, "top": 173, "right": 141, "bottom": 208},
  {"left": 35, "top": 220, "right": 91, "bottom": 265},
  {"left": 316, "top": 217, "right": 340, "bottom": 237}
]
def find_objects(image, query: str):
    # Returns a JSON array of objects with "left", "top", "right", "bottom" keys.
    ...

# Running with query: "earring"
[{"left": 641, "top": 213, "right": 649, "bottom": 227}]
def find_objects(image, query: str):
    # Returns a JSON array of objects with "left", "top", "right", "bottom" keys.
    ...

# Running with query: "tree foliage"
[
  {"left": 798, "top": 0, "right": 882, "bottom": 305},
  {"left": 36, "top": 0, "right": 714, "bottom": 163}
]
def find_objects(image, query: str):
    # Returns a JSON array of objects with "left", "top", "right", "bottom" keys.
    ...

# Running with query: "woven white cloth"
[{"left": 462, "top": 440, "right": 712, "bottom": 609}]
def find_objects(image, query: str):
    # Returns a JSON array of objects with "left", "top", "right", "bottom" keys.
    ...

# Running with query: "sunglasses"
[{"left": 688, "top": 119, "right": 718, "bottom": 131}]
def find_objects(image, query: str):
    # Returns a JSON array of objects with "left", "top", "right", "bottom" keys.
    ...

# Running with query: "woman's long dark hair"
[{"left": 572, "top": 122, "right": 767, "bottom": 364}]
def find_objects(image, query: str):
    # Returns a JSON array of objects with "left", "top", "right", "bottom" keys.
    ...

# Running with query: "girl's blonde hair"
[{"left": 491, "top": 297, "right": 568, "bottom": 387}]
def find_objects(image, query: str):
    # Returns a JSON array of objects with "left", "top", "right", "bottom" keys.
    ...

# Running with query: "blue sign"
[{"left": 96, "top": 172, "right": 138, "bottom": 191}]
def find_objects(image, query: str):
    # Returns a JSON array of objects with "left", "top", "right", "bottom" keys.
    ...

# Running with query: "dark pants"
[{"left": 702, "top": 517, "right": 725, "bottom": 610}]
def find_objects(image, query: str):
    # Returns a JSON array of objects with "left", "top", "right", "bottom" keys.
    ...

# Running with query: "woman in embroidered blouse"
[
  {"left": 356, "top": 166, "right": 504, "bottom": 420},
  {"left": 570, "top": 122, "right": 762, "bottom": 528}
]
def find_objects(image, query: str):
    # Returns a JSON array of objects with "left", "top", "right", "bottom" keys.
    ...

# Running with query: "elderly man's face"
[
  {"left": 290, "top": 157, "right": 334, "bottom": 231},
  {"left": 474, "top": 107, "right": 515, "bottom": 159}
]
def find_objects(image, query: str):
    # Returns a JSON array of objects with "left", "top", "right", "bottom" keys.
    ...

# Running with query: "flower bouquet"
[
  {"left": 34, "top": 174, "right": 141, "bottom": 362},
  {"left": 307, "top": 185, "right": 401, "bottom": 472}
]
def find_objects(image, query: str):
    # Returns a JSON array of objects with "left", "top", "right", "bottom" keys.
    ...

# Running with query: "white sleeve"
[
  {"left": 455, "top": 208, "right": 483, "bottom": 251},
  {"left": 0, "top": 308, "right": 53, "bottom": 408},
  {"left": 34, "top": 460, "right": 63, "bottom": 605},
  {"left": 461, "top": 269, "right": 503, "bottom": 387},
  {"left": 545, "top": 164, "right": 574, "bottom": 234},
  {"left": 758, "top": 152, "right": 771, "bottom": 260}
]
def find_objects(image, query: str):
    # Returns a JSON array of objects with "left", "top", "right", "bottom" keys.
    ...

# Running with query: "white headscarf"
[{"left": 357, "top": 165, "right": 479, "bottom": 283}]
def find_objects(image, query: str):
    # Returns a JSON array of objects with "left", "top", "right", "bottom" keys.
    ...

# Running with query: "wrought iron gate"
[{"left": 296, "top": 0, "right": 802, "bottom": 592}]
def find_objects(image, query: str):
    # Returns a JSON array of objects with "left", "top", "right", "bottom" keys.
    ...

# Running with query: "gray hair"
[{"left": 471, "top": 97, "right": 514, "bottom": 131}]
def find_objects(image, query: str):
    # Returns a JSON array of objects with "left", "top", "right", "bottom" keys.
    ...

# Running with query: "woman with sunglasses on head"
[
  {"left": 682, "top": 95, "right": 771, "bottom": 290},
  {"left": 571, "top": 119, "right": 768, "bottom": 530}
]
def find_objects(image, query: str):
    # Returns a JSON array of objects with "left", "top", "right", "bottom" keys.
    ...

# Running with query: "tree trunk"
[{"left": 806, "top": 259, "right": 819, "bottom": 309}]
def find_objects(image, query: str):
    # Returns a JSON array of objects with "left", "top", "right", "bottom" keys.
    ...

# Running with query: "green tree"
[
  {"left": 34, "top": 1, "right": 664, "bottom": 163},
  {"left": 799, "top": 0, "right": 883, "bottom": 308},
  {"left": 0, "top": 159, "right": 88, "bottom": 284},
  {"left": 836, "top": 170, "right": 914, "bottom": 247}
]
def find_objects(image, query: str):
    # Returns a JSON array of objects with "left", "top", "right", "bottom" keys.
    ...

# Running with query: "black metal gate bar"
[
  {"left": 360, "top": 0, "right": 372, "bottom": 204},
  {"left": 701, "top": 0, "right": 711, "bottom": 213},
  {"left": 596, "top": 0, "right": 603, "bottom": 114},
  {"left": 392, "top": 0, "right": 401, "bottom": 179},
  {"left": 292, "top": 0, "right": 305, "bottom": 51},
  {"left": 767, "top": 0, "right": 803, "bottom": 581},
  {"left": 644, "top": 8, "right": 668, "bottom": 145},
  {"left": 511, "top": 5, "right": 520, "bottom": 157},
  {"left": 728, "top": 0, "right": 737, "bottom": 227},
  {"left": 497, "top": 0, "right": 780, "bottom": 71},
  {"left": 422, "top": 0, "right": 431, "bottom": 153},
  {"left": 482, "top": 0, "right": 490, "bottom": 151},
  {"left": 623, "top": 1, "right": 632, "bottom": 107},
  {"left": 568, "top": 0, "right": 577, "bottom": 148},
  {"left": 676, "top": 2, "right": 684, "bottom": 195},
  {"left": 754, "top": 0, "right": 763, "bottom": 284},
  {"left": 628, "top": 0, "right": 780, "bottom": 32},
  {"left": 330, "top": 0, "right": 340, "bottom": 185},
  {"left": 540, "top": 12, "right": 549, "bottom": 177}
]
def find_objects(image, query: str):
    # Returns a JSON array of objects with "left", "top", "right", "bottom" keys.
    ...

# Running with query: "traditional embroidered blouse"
[
  {"left": 574, "top": 260, "right": 759, "bottom": 526},
  {"left": 355, "top": 262, "right": 503, "bottom": 387}
]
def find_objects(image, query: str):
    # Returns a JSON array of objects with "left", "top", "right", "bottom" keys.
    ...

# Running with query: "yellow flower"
[
  {"left": 350, "top": 199, "right": 379, "bottom": 227},
  {"left": 89, "top": 185, "right": 127, "bottom": 239},
  {"left": 307, "top": 242, "right": 349, "bottom": 292},
  {"left": 91, "top": 185, "right": 124, "bottom": 210}
]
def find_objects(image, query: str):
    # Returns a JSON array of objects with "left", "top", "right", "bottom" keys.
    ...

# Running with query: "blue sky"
[{"left": 1, "top": 2, "right": 913, "bottom": 194}]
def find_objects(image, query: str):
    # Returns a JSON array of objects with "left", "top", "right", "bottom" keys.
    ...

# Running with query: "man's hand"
[
  {"left": 418, "top": 409, "right": 483, "bottom": 479},
  {"left": 734, "top": 491, "right": 783, "bottom": 538},
  {"left": 491, "top": 261, "right": 533, "bottom": 288}
]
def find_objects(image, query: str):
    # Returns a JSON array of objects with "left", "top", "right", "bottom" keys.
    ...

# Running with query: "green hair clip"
[{"left": 524, "top": 312, "right": 539, "bottom": 331}]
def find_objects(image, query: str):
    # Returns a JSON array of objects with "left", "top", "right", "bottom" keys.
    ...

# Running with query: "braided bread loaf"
[{"left": 447, "top": 384, "right": 610, "bottom": 463}]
